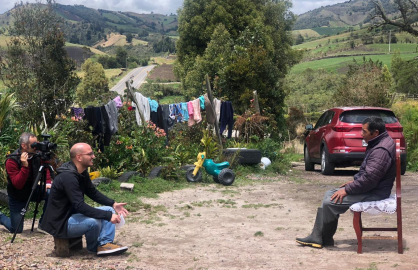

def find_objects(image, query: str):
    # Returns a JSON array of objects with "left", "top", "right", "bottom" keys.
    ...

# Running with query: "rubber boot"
[
  {"left": 296, "top": 207, "right": 323, "bottom": 248},
  {"left": 322, "top": 219, "right": 338, "bottom": 246}
]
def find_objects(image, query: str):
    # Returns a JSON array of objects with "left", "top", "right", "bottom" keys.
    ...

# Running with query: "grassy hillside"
[{"left": 294, "top": 0, "right": 397, "bottom": 30}]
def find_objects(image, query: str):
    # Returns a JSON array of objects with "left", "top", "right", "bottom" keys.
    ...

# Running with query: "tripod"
[{"left": 11, "top": 157, "right": 55, "bottom": 243}]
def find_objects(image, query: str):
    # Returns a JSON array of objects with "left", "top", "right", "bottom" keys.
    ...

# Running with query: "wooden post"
[
  {"left": 125, "top": 80, "right": 146, "bottom": 127},
  {"left": 205, "top": 74, "right": 223, "bottom": 155},
  {"left": 253, "top": 90, "right": 260, "bottom": 114}
]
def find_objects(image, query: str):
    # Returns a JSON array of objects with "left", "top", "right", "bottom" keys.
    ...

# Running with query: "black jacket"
[
  {"left": 40, "top": 161, "right": 114, "bottom": 238},
  {"left": 345, "top": 131, "right": 396, "bottom": 199}
]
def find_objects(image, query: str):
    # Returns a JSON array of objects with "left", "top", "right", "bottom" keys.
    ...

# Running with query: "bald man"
[{"left": 40, "top": 143, "right": 129, "bottom": 256}]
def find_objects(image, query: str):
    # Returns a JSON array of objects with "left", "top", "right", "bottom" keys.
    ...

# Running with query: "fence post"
[
  {"left": 205, "top": 74, "right": 223, "bottom": 155},
  {"left": 125, "top": 80, "right": 147, "bottom": 128}
]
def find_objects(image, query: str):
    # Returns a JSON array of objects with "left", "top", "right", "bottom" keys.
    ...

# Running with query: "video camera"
[{"left": 30, "top": 134, "right": 57, "bottom": 153}]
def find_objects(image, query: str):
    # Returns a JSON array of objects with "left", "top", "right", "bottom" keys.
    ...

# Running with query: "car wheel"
[
  {"left": 218, "top": 168, "right": 235, "bottom": 186},
  {"left": 401, "top": 160, "right": 406, "bottom": 175},
  {"left": 186, "top": 167, "right": 202, "bottom": 182},
  {"left": 321, "top": 145, "right": 335, "bottom": 175},
  {"left": 0, "top": 189, "right": 8, "bottom": 206},
  {"left": 304, "top": 146, "right": 315, "bottom": 171}
]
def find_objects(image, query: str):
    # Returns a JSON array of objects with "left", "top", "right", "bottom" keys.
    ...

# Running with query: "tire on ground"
[
  {"left": 213, "top": 176, "right": 220, "bottom": 183},
  {"left": 186, "top": 167, "right": 202, "bottom": 182},
  {"left": 218, "top": 168, "right": 235, "bottom": 186},
  {"left": 91, "top": 177, "right": 111, "bottom": 187},
  {"left": 304, "top": 146, "right": 315, "bottom": 171},
  {"left": 180, "top": 164, "right": 195, "bottom": 171},
  {"left": 320, "top": 145, "right": 335, "bottom": 175},
  {"left": 149, "top": 166, "right": 165, "bottom": 179},
  {"left": 0, "top": 189, "right": 8, "bottom": 206},
  {"left": 118, "top": 171, "right": 143, "bottom": 182},
  {"left": 223, "top": 149, "right": 262, "bottom": 165}
]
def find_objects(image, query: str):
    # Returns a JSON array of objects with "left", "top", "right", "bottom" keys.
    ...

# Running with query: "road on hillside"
[{"left": 110, "top": 65, "right": 155, "bottom": 95}]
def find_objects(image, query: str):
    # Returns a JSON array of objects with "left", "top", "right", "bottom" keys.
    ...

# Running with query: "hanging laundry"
[
  {"left": 219, "top": 101, "right": 234, "bottom": 139},
  {"left": 104, "top": 100, "right": 118, "bottom": 135},
  {"left": 188, "top": 98, "right": 202, "bottom": 126},
  {"left": 204, "top": 94, "right": 217, "bottom": 125},
  {"left": 133, "top": 92, "right": 150, "bottom": 125},
  {"left": 84, "top": 106, "right": 105, "bottom": 152},
  {"left": 199, "top": 95, "right": 205, "bottom": 110},
  {"left": 71, "top": 107, "right": 85, "bottom": 120},
  {"left": 113, "top": 96, "right": 123, "bottom": 109},
  {"left": 181, "top": 102, "right": 189, "bottom": 121},
  {"left": 214, "top": 98, "right": 221, "bottom": 122},
  {"left": 151, "top": 104, "right": 163, "bottom": 128},
  {"left": 170, "top": 103, "right": 183, "bottom": 123},
  {"left": 162, "top": 104, "right": 175, "bottom": 131},
  {"left": 148, "top": 98, "right": 159, "bottom": 112}
]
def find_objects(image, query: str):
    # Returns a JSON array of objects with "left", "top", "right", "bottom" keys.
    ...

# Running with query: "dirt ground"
[{"left": 1, "top": 164, "right": 417, "bottom": 270}]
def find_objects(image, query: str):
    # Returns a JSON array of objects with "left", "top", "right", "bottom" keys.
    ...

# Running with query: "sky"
[{"left": 0, "top": 0, "right": 346, "bottom": 16}]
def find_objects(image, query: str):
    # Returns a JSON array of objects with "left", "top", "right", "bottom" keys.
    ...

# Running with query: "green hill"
[
  {"left": 0, "top": 4, "right": 178, "bottom": 47},
  {"left": 294, "top": 0, "right": 398, "bottom": 30}
]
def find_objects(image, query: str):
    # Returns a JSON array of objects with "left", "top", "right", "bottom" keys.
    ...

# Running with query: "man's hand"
[
  {"left": 339, "top": 180, "right": 354, "bottom": 188},
  {"left": 113, "top": 202, "right": 129, "bottom": 217},
  {"left": 20, "top": 152, "right": 29, "bottom": 167},
  {"left": 330, "top": 188, "right": 347, "bottom": 204},
  {"left": 110, "top": 214, "right": 121, "bottom": 224}
]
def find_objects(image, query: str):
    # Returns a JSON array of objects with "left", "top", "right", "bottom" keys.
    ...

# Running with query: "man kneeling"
[
  {"left": 40, "top": 143, "right": 129, "bottom": 256},
  {"left": 296, "top": 117, "right": 396, "bottom": 248}
]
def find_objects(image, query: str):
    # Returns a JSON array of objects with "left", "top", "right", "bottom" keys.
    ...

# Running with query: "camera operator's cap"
[{"left": 115, "top": 214, "right": 125, "bottom": 230}]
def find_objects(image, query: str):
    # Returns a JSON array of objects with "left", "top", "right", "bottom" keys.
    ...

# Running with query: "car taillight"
[
  {"left": 332, "top": 126, "right": 352, "bottom": 132},
  {"left": 387, "top": 126, "right": 403, "bottom": 132}
]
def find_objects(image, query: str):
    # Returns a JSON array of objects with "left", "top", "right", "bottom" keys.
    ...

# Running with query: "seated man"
[
  {"left": 296, "top": 117, "right": 396, "bottom": 248},
  {"left": 40, "top": 143, "right": 129, "bottom": 256},
  {"left": 0, "top": 132, "right": 51, "bottom": 233}
]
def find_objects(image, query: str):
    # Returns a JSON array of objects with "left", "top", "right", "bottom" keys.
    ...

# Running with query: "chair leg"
[
  {"left": 397, "top": 211, "right": 403, "bottom": 254},
  {"left": 353, "top": 212, "right": 363, "bottom": 254}
]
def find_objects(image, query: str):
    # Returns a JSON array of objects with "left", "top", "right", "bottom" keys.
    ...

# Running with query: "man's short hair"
[
  {"left": 19, "top": 132, "right": 36, "bottom": 149},
  {"left": 362, "top": 117, "right": 386, "bottom": 135}
]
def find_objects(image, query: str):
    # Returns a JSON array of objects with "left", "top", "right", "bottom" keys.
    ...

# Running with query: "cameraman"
[
  {"left": 40, "top": 143, "right": 129, "bottom": 256},
  {"left": 0, "top": 132, "right": 51, "bottom": 233}
]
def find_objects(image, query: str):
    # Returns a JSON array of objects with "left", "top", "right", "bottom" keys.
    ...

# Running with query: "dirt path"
[{"left": 1, "top": 165, "right": 417, "bottom": 269}]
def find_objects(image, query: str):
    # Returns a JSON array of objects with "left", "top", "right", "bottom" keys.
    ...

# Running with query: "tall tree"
[
  {"left": 0, "top": 0, "right": 80, "bottom": 126},
  {"left": 77, "top": 59, "right": 109, "bottom": 104},
  {"left": 333, "top": 59, "right": 392, "bottom": 107},
  {"left": 175, "top": 0, "right": 301, "bottom": 127},
  {"left": 371, "top": 0, "right": 418, "bottom": 36}
]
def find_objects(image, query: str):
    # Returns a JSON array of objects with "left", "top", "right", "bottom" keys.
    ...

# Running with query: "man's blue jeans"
[
  {"left": 0, "top": 187, "right": 49, "bottom": 233},
  {"left": 67, "top": 206, "right": 116, "bottom": 252}
]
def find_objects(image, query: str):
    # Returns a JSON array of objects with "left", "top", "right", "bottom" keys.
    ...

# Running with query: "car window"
[
  {"left": 314, "top": 111, "right": 334, "bottom": 129},
  {"left": 314, "top": 112, "right": 328, "bottom": 129},
  {"left": 340, "top": 110, "right": 398, "bottom": 124}
]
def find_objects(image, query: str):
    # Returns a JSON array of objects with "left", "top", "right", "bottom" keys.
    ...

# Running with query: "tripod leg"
[
  {"left": 11, "top": 165, "right": 44, "bottom": 243},
  {"left": 31, "top": 169, "right": 47, "bottom": 232}
]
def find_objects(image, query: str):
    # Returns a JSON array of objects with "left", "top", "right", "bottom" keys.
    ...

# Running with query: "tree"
[
  {"left": 371, "top": 0, "right": 418, "bottom": 36},
  {"left": 116, "top": 47, "right": 127, "bottom": 68},
  {"left": 175, "top": 0, "right": 301, "bottom": 127},
  {"left": 77, "top": 59, "right": 109, "bottom": 104},
  {"left": 391, "top": 51, "right": 418, "bottom": 94},
  {"left": 333, "top": 59, "right": 392, "bottom": 107},
  {"left": 0, "top": 0, "right": 80, "bottom": 126},
  {"left": 126, "top": 33, "right": 133, "bottom": 43}
]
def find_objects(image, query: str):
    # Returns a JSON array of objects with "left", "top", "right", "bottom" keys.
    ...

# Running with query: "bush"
[{"left": 392, "top": 101, "right": 418, "bottom": 171}]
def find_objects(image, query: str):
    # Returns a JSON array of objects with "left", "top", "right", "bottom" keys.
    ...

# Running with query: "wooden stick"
[{"left": 205, "top": 74, "right": 223, "bottom": 155}]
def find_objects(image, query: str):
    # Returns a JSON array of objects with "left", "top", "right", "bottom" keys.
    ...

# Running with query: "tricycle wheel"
[
  {"left": 218, "top": 168, "right": 235, "bottom": 186},
  {"left": 213, "top": 176, "right": 220, "bottom": 183},
  {"left": 186, "top": 167, "right": 202, "bottom": 183}
]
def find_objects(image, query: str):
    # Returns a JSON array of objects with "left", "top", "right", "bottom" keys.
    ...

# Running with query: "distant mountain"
[
  {"left": 294, "top": 0, "right": 398, "bottom": 30},
  {"left": 0, "top": 4, "right": 178, "bottom": 47}
]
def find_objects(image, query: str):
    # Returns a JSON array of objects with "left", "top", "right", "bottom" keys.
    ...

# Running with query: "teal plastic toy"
[{"left": 186, "top": 152, "right": 235, "bottom": 186}]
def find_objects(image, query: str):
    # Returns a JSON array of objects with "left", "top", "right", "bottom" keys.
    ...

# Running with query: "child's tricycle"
[{"left": 186, "top": 152, "right": 235, "bottom": 186}]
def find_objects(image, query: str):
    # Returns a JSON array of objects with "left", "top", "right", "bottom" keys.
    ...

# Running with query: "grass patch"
[
  {"left": 254, "top": 231, "right": 264, "bottom": 237},
  {"left": 242, "top": 203, "right": 281, "bottom": 209},
  {"left": 159, "top": 95, "right": 185, "bottom": 104},
  {"left": 151, "top": 56, "right": 176, "bottom": 65}
]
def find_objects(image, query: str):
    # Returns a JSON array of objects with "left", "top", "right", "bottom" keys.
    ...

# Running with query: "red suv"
[{"left": 304, "top": 107, "right": 407, "bottom": 175}]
